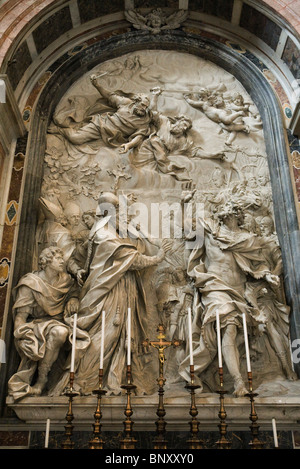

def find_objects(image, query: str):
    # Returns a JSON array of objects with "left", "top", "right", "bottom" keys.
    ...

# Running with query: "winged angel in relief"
[{"left": 124, "top": 8, "right": 189, "bottom": 35}]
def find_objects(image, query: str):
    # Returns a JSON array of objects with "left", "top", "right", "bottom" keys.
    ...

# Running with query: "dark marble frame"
[{"left": 1, "top": 30, "right": 300, "bottom": 410}]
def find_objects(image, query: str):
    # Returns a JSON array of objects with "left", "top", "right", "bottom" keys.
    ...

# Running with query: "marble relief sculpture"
[
  {"left": 8, "top": 247, "right": 90, "bottom": 400},
  {"left": 178, "top": 197, "right": 296, "bottom": 396},
  {"left": 124, "top": 8, "right": 189, "bottom": 35},
  {"left": 184, "top": 90, "right": 262, "bottom": 145},
  {"left": 8, "top": 50, "right": 298, "bottom": 401},
  {"left": 50, "top": 192, "right": 168, "bottom": 396}
]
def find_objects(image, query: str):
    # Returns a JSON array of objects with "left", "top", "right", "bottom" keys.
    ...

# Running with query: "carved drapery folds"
[{"left": 8, "top": 50, "right": 299, "bottom": 402}]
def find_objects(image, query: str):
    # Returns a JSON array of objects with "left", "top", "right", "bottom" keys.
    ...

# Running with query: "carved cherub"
[
  {"left": 184, "top": 90, "right": 251, "bottom": 145},
  {"left": 125, "top": 8, "right": 188, "bottom": 35}
]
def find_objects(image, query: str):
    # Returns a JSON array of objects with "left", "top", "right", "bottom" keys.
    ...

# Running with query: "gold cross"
[{"left": 142, "top": 324, "right": 181, "bottom": 372}]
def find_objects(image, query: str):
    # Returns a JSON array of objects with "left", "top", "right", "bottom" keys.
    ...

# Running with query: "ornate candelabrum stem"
[
  {"left": 142, "top": 324, "right": 181, "bottom": 450},
  {"left": 89, "top": 368, "right": 107, "bottom": 449},
  {"left": 185, "top": 365, "right": 203, "bottom": 449},
  {"left": 246, "top": 371, "right": 264, "bottom": 449},
  {"left": 61, "top": 372, "right": 79, "bottom": 449},
  {"left": 216, "top": 367, "right": 231, "bottom": 449},
  {"left": 154, "top": 355, "right": 167, "bottom": 450},
  {"left": 120, "top": 365, "right": 137, "bottom": 449}
]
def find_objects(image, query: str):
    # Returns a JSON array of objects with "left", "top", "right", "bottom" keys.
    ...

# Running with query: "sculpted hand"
[
  {"left": 265, "top": 273, "right": 280, "bottom": 287},
  {"left": 161, "top": 239, "right": 173, "bottom": 252},
  {"left": 181, "top": 185, "right": 196, "bottom": 204},
  {"left": 119, "top": 143, "right": 130, "bottom": 154},
  {"left": 64, "top": 298, "right": 79, "bottom": 317},
  {"left": 90, "top": 74, "right": 98, "bottom": 87},
  {"left": 156, "top": 247, "right": 166, "bottom": 262},
  {"left": 77, "top": 269, "right": 86, "bottom": 287},
  {"left": 151, "top": 86, "right": 163, "bottom": 95}
]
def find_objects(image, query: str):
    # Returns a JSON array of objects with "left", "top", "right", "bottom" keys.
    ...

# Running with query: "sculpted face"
[
  {"left": 67, "top": 213, "right": 80, "bottom": 226},
  {"left": 170, "top": 118, "right": 192, "bottom": 136},
  {"left": 232, "top": 94, "right": 244, "bottom": 106},
  {"left": 133, "top": 95, "right": 150, "bottom": 116},
  {"left": 50, "top": 252, "right": 65, "bottom": 273},
  {"left": 210, "top": 94, "right": 225, "bottom": 108},
  {"left": 82, "top": 213, "right": 95, "bottom": 229},
  {"left": 259, "top": 217, "right": 274, "bottom": 236}
]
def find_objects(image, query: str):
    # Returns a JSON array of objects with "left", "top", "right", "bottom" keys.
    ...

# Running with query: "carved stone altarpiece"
[{"left": 7, "top": 50, "right": 300, "bottom": 427}]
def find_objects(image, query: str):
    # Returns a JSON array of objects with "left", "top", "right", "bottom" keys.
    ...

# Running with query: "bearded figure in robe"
[
  {"left": 49, "top": 75, "right": 156, "bottom": 156},
  {"left": 51, "top": 192, "right": 166, "bottom": 396},
  {"left": 178, "top": 200, "right": 284, "bottom": 396}
]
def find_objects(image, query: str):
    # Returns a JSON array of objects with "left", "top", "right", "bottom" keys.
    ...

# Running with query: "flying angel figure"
[{"left": 124, "top": 8, "right": 189, "bottom": 35}]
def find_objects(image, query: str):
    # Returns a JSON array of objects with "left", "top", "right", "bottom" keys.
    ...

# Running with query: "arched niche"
[{"left": 2, "top": 30, "right": 300, "bottom": 413}]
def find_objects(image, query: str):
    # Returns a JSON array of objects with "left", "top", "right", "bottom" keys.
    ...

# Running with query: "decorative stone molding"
[{"left": 0, "top": 74, "right": 26, "bottom": 154}]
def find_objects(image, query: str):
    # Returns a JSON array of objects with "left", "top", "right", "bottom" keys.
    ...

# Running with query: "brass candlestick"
[
  {"left": 120, "top": 365, "right": 137, "bottom": 449},
  {"left": 89, "top": 368, "right": 107, "bottom": 449},
  {"left": 61, "top": 372, "right": 79, "bottom": 449},
  {"left": 216, "top": 367, "right": 231, "bottom": 449},
  {"left": 185, "top": 364, "right": 203, "bottom": 449},
  {"left": 246, "top": 371, "right": 264, "bottom": 449},
  {"left": 142, "top": 324, "right": 181, "bottom": 450}
]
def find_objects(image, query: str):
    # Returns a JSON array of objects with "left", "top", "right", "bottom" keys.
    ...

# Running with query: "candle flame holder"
[
  {"left": 89, "top": 368, "right": 107, "bottom": 449},
  {"left": 185, "top": 365, "right": 203, "bottom": 449},
  {"left": 120, "top": 365, "right": 137, "bottom": 449},
  {"left": 216, "top": 367, "right": 231, "bottom": 449},
  {"left": 61, "top": 372, "right": 79, "bottom": 449},
  {"left": 246, "top": 371, "right": 264, "bottom": 449}
]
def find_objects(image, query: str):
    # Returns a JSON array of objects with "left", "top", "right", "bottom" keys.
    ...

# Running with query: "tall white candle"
[
  {"left": 127, "top": 307, "right": 131, "bottom": 366},
  {"left": 45, "top": 418, "right": 50, "bottom": 448},
  {"left": 216, "top": 311, "right": 222, "bottom": 368},
  {"left": 272, "top": 418, "right": 279, "bottom": 448},
  {"left": 99, "top": 310, "right": 106, "bottom": 369},
  {"left": 188, "top": 307, "right": 194, "bottom": 366},
  {"left": 242, "top": 312, "right": 251, "bottom": 372},
  {"left": 70, "top": 313, "right": 77, "bottom": 373}
]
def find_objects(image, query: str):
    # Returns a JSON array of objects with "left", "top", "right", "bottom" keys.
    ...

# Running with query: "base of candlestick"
[
  {"left": 89, "top": 437, "right": 105, "bottom": 449},
  {"left": 119, "top": 437, "right": 138, "bottom": 449},
  {"left": 153, "top": 438, "right": 168, "bottom": 450},
  {"left": 61, "top": 440, "right": 75, "bottom": 450},
  {"left": 216, "top": 439, "right": 232, "bottom": 449},
  {"left": 248, "top": 440, "right": 265, "bottom": 450},
  {"left": 186, "top": 438, "right": 203, "bottom": 450},
  {"left": 216, "top": 428, "right": 232, "bottom": 450}
]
